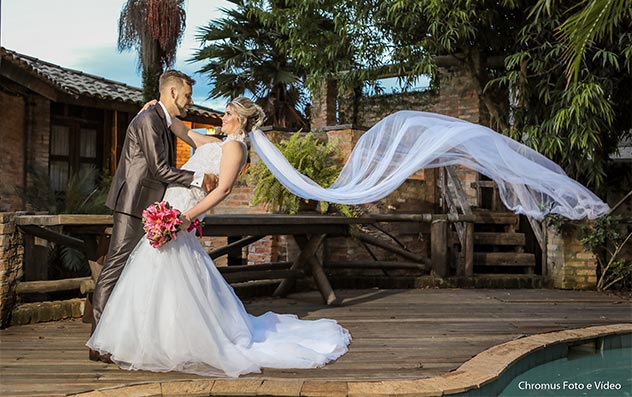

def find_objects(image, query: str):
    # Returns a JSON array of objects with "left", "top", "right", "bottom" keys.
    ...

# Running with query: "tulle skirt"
[{"left": 86, "top": 231, "right": 351, "bottom": 377}]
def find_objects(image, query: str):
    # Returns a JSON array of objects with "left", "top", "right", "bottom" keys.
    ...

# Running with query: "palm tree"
[
  {"left": 191, "top": 0, "right": 308, "bottom": 129},
  {"left": 118, "top": 0, "right": 187, "bottom": 101},
  {"left": 532, "top": 0, "right": 631, "bottom": 84}
]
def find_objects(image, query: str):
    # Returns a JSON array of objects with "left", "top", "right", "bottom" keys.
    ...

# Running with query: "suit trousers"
[{"left": 91, "top": 211, "right": 144, "bottom": 332}]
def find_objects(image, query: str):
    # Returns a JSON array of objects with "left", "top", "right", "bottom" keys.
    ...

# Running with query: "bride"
[{"left": 86, "top": 97, "right": 351, "bottom": 377}]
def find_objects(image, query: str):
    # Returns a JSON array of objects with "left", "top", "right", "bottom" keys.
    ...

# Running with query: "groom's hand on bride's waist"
[{"left": 203, "top": 173, "right": 218, "bottom": 193}]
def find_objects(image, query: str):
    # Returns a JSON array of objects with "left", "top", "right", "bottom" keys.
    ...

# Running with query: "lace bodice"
[{"left": 162, "top": 139, "right": 245, "bottom": 214}]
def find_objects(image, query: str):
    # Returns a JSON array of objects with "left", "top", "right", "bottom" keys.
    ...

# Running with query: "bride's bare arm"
[
  {"left": 183, "top": 141, "right": 246, "bottom": 219},
  {"left": 170, "top": 118, "right": 221, "bottom": 148}
]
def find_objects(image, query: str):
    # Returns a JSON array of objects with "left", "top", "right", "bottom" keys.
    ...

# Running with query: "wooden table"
[{"left": 201, "top": 214, "right": 375, "bottom": 305}]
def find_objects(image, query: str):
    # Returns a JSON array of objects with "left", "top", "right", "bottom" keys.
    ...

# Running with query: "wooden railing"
[
  {"left": 440, "top": 166, "right": 475, "bottom": 276},
  {"left": 15, "top": 214, "right": 113, "bottom": 298},
  {"left": 441, "top": 167, "right": 547, "bottom": 277}
]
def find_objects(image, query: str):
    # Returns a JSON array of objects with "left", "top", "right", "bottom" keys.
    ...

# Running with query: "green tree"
[
  {"left": 490, "top": 1, "right": 632, "bottom": 189},
  {"left": 532, "top": 0, "right": 631, "bottom": 84},
  {"left": 117, "top": 0, "right": 187, "bottom": 101},
  {"left": 264, "top": 0, "right": 631, "bottom": 190},
  {"left": 192, "top": 0, "right": 307, "bottom": 128}
]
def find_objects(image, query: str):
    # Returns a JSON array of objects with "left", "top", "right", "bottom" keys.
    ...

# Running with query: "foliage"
[
  {"left": 580, "top": 213, "right": 632, "bottom": 291},
  {"left": 532, "top": 0, "right": 631, "bottom": 84},
  {"left": 251, "top": 0, "right": 631, "bottom": 192},
  {"left": 259, "top": 0, "right": 523, "bottom": 99},
  {"left": 118, "top": 0, "right": 186, "bottom": 101},
  {"left": 248, "top": 132, "right": 343, "bottom": 214},
  {"left": 48, "top": 245, "right": 90, "bottom": 279},
  {"left": 17, "top": 166, "right": 111, "bottom": 215},
  {"left": 192, "top": 0, "right": 308, "bottom": 128},
  {"left": 488, "top": 2, "right": 632, "bottom": 190}
]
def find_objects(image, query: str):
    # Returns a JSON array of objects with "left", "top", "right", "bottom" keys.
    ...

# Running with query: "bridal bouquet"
[
  {"left": 142, "top": 201, "right": 184, "bottom": 248},
  {"left": 142, "top": 201, "right": 205, "bottom": 248}
]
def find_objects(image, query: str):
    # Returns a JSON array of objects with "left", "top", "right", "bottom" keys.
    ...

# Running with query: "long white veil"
[{"left": 249, "top": 110, "right": 609, "bottom": 220}]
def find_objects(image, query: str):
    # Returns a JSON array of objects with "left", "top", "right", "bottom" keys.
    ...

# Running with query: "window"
[
  {"left": 49, "top": 105, "right": 103, "bottom": 192},
  {"left": 362, "top": 75, "right": 431, "bottom": 97}
]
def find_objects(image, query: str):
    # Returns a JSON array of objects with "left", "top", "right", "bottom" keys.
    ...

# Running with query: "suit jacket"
[{"left": 106, "top": 104, "right": 194, "bottom": 217}]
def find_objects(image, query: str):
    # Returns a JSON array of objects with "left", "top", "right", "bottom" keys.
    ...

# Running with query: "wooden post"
[
  {"left": 273, "top": 234, "right": 326, "bottom": 298},
  {"left": 306, "top": 255, "right": 340, "bottom": 306},
  {"left": 463, "top": 222, "right": 474, "bottom": 277},
  {"left": 22, "top": 234, "right": 48, "bottom": 281},
  {"left": 227, "top": 236, "right": 244, "bottom": 266},
  {"left": 111, "top": 110, "right": 118, "bottom": 173},
  {"left": 431, "top": 218, "right": 449, "bottom": 277}
]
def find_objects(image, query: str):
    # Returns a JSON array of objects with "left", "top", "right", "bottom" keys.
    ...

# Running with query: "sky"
[{"left": 1, "top": 0, "right": 233, "bottom": 112}]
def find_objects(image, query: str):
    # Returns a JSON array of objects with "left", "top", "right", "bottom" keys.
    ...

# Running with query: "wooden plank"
[
  {"left": 15, "top": 215, "right": 113, "bottom": 226},
  {"left": 471, "top": 180, "right": 497, "bottom": 188},
  {"left": 16, "top": 277, "right": 92, "bottom": 295},
  {"left": 351, "top": 230, "right": 427, "bottom": 263},
  {"left": 474, "top": 252, "right": 536, "bottom": 266},
  {"left": 217, "top": 262, "right": 292, "bottom": 274},
  {"left": 472, "top": 212, "right": 518, "bottom": 225},
  {"left": 371, "top": 214, "right": 434, "bottom": 223},
  {"left": 202, "top": 223, "right": 349, "bottom": 237},
  {"left": 324, "top": 261, "right": 429, "bottom": 271},
  {"left": 202, "top": 214, "right": 372, "bottom": 226},
  {"left": 18, "top": 225, "right": 85, "bottom": 250},
  {"left": 1, "top": 289, "right": 630, "bottom": 397},
  {"left": 431, "top": 220, "right": 449, "bottom": 277},
  {"left": 463, "top": 222, "right": 474, "bottom": 277},
  {"left": 208, "top": 235, "right": 264, "bottom": 259},
  {"left": 474, "top": 232, "right": 526, "bottom": 245},
  {"left": 223, "top": 269, "right": 303, "bottom": 283}
]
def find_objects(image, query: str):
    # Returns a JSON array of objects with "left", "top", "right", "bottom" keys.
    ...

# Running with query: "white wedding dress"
[{"left": 86, "top": 138, "right": 351, "bottom": 377}]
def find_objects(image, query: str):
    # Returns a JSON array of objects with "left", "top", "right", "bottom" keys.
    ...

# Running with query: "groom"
[{"left": 89, "top": 70, "right": 216, "bottom": 362}]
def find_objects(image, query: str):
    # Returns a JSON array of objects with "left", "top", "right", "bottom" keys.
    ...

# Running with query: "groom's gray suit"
[{"left": 92, "top": 104, "right": 195, "bottom": 328}]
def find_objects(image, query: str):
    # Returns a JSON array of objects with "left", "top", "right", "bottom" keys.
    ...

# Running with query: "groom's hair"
[{"left": 159, "top": 70, "right": 195, "bottom": 91}]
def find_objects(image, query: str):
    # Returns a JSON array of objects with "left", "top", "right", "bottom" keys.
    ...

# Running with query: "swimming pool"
[
  {"left": 500, "top": 346, "right": 631, "bottom": 396},
  {"left": 443, "top": 326, "right": 631, "bottom": 397}
]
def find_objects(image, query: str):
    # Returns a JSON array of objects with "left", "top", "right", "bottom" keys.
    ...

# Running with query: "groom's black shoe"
[{"left": 88, "top": 348, "right": 113, "bottom": 364}]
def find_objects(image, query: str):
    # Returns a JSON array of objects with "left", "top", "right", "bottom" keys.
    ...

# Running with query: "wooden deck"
[{"left": 1, "top": 288, "right": 630, "bottom": 396}]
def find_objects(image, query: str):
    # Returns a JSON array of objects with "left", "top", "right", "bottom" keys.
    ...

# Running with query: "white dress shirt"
[{"left": 158, "top": 101, "right": 204, "bottom": 188}]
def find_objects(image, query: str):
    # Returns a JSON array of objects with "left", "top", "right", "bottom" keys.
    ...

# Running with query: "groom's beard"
[{"left": 175, "top": 103, "right": 189, "bottom": 117}]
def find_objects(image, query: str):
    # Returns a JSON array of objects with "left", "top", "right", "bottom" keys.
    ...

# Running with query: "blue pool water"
[{"left": 500, "top": 347, "right": 631, "bottom": 396}]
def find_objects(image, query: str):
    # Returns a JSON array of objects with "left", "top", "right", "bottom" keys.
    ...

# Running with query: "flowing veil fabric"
[{"left": 250, "top": 110, "right": 609, "bottom": 220}]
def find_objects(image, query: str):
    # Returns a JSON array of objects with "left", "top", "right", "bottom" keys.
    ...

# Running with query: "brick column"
[
  {"left": 546, "top": 224, "right": 598, "bottom": 289},
  {"left": 311, "top": 80, "right": 338, "bottom": 131},
  {"left": 324, "top": 125, "right": 365, "bottom": 162},
  {"left": 0, "top": 213, "right": 23, "bottom": 327}
]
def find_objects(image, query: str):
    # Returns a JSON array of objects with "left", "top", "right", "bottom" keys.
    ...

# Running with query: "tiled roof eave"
[{"left": 1, "top": 47, "right": 222, "bottom": 118}]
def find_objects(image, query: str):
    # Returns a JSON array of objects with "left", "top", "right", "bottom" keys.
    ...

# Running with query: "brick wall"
[
  {"left": 354, "top": 66, "right": 482, "bottom": 127},
  {"left": 26, "top": 96, "right": 51, "bottom": 203},
  {"left": 170, "top": 64, "right": 484, "bottom": 270},
  {"left": 0, "top": 90, "right": 26, "bottom": 211},
  {"left": 546, "top": 224, "right": 597, "bottom": 289},
  {"left": 175, "top": 136, "right": 192, "bottom": 168},
  {"left": 0, "top": 213, "right": 23, "bottom": 327}
]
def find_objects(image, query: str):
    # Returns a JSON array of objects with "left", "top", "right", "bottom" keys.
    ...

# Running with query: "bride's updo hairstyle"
[{"left": 227, "top": 97, "right": 266, "bottom": 133}]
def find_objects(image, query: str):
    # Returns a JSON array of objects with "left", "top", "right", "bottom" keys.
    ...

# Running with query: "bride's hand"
[
  {"left": 139, "top": 99, "right": 158, "bottom": 114},
  {"left": 179, "top": 212, "right": 192, "bottom": 230}
]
